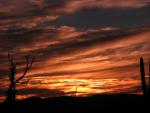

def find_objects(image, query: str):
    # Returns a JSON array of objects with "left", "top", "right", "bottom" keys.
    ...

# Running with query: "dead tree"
[{"left": 6, "top": 53, "right": 34, "bottom": 103}]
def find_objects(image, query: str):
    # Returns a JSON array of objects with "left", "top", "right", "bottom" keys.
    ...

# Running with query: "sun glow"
[{"left": 28, "top": 77, "right": 141, "bottom": 96}]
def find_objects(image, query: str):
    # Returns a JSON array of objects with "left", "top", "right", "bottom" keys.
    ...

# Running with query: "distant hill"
[{"left": 0, "top": 94, "right": 148, "bottom": 113}]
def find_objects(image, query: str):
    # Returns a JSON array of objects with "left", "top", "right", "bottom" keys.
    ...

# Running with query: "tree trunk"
[{"left": 6, "top": 83, "right": 16, "bottom": 103}]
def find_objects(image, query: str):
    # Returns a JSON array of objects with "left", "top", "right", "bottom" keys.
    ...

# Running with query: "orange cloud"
[
  {"left": 64, "top": 0, "right": 150, "bottom": 13},
  {"left": 0, "top": 25, "right": 149, "bottom": 102}
]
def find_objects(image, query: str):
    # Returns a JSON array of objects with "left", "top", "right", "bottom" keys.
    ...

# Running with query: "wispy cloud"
[
  {"left": 0, "top": 0, "right": 150, "bottom": 101},
  {"left": 64, "top": 0, "right": 150, "bottom": 12}
]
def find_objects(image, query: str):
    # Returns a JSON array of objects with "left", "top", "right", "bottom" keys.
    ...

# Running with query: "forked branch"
[{"left": 15, "top": 56, "right": 34, "bottom": 83}]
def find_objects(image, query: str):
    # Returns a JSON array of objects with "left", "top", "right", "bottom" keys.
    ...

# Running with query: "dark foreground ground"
[{"left": 0, "top": 94, "right": 148, "bottom": 113}]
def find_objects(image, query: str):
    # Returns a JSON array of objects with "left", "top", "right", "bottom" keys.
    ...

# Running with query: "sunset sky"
[{"left": 0, "top": 0, "right": 150, "bottom": 101}]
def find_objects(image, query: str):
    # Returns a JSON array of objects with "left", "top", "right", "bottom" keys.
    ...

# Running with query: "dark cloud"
[
  {"left": 0, "top": 0, "right": 150, "bottom": 29},
  {"left": 0, "top": 27, "right": 149, "bottom": 79},
  {"left": 0, "top": 88, "right": 65, "bottom": 98},
  {"left": 29, "top": 28, "right": 142, "bottom": 58},
  {"left": 17, "top": 88, "right": 65, "bottom": 98},
  {"left": 0, "top": 28, "right": 43, "bottom": 52},
  {"left": 50, "top": 6, "right": 150, "bottom": 29},
  {"left": 0, "top": 0, "right": 67, "bottom": 20}
]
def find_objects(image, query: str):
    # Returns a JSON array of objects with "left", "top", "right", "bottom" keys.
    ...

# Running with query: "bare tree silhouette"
[{"left": 6, "top": 53, "right": 34, "bottom": 103}]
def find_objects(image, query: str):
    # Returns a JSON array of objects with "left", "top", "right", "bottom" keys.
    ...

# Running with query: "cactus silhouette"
[
  {"left": 148, "top": 61, "right": 150, "bottom": 96},
  {"left": 139, "top": 57, "right": 147, "bottom": 96},
  {"left": 6, "top": 53, "right": 34, "bottom": 103}
]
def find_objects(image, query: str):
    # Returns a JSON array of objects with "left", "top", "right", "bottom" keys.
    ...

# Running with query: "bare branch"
[
  {"left": 15, "top": 56, "right": 34, "bottom": 83},
  {"left": 17, "top": 79, "right": 31, "bottom": 84}
]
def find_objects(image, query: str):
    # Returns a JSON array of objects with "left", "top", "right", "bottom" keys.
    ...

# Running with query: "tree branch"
[{"left": 15, "top": 56, "right": 34, "bottom": 83}]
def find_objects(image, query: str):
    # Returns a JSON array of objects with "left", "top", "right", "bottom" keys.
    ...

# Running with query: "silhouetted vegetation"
[
  {"left": 148, "top": 61, "right": 150, "bottom": 96},
  {"left": 0, "top": 56, "right": 148, "bottom": 113},
  {"left": 0, "top": 94, "right": 148, "bottom": 113},
  {"left": 6, "top": 53, "right": 34, "bottom": 103},
  {"left": 140, "top": 57, "right": 147, "bottom": 96},
  {"left": 139, "top": 57, "right": 150, "bottom": 96}
]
